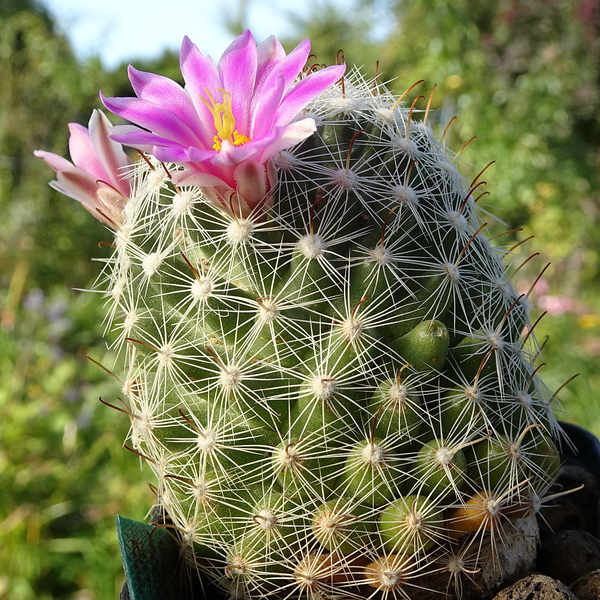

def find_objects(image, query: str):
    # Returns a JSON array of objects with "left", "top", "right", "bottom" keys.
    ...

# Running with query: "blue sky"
[{"left": 43, "top": 0, "right": 319, "bottom": 69}]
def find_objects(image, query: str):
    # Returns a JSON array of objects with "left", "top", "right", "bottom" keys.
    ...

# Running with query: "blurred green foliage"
[
  {"left": 0, "top": 288, "right": 151, "bottom": 600},
  {"left": 1, "top": 0, "right": 599, "bottom": 598},
  {"left": 1, "top": 1, "right": 104, "bottom": 290}
]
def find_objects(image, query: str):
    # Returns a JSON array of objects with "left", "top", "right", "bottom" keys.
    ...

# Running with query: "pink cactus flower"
[
  {"left": 101, "top": 30, "right": 345, "bottom": 216},
  {"left": 34, "top": 110, "right": 132, "bottom": 228}
]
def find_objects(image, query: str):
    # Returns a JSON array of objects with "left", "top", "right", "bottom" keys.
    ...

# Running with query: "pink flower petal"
[
  {"left": 255, "top": 35, "right": 287, "bottom": 85},
  {"left": 68, "top": 123, "right": 106, "bottom": 180},
  {"left": 34, "top": 150, "right": 74, "bottom": 173},
  {"left": 128, "top": 67, "right": 201, "bottom": 135},
  {"left": 151, "top": 144, "right": 215, "bottom": 165},
  {"left": 217, "top": 30, "right": 257, "bottom": 135},
  {"left": 100, "top": 93, "right": 202, "bottom": 149},
  {"left": 88, "top": 110, "right": 131, "bottom": 195},
  {"left": 259, "top": 118, "right": 317, "bottom": 161},
  {"left": 109, "top": 125, "right": 183, "bottom": 154},
  {"left": 55, "top": 169, "right": 104, "bottom": 210},
  {"left": 172, "top": 169, "right": 228, "bottom": 188},
  {"left": 250, "top": 72, "right": 286, "bottom": 138},
  {"left": 211, "top": 139, "right": 260, "bottom": 166},
  {"left": 179, "top": 36, "right": 221, "bottom": 144},
  {"left": 254, "top": 38, "right": 311, "bottom": 104},
  {"left": 274, "top": 64, "right": 346, "bottom": 127}
]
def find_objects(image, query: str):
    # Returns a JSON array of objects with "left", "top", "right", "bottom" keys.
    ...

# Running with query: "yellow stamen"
[{"left": 201, "top": 88, "right": 251, "bottom": 151}]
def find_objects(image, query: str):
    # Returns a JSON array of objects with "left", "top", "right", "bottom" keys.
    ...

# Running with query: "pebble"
[
  {"left": 491, "top": 574, "right": 578, "bottom": 600},
  {"left": 570, "top": 569, "right": 600, "bottom": 600}
]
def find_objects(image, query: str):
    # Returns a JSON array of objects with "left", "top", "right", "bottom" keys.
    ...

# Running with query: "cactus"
[{"left": 36, "top": 30, "right": 567, "bottom": 600}]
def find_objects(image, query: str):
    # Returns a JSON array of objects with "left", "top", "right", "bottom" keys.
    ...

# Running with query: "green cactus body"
[{"left": 100, "top": 70, "right": 560, "bottom": 599}]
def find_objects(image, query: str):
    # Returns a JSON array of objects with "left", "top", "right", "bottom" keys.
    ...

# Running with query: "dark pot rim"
[{"left": 557, "top": 421, "right": 600, "bottom": 482}]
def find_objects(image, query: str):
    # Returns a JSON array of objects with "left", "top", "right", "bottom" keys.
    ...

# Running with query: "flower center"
[{"left": 201, "top": 88, "right": 251, "bottom": 151}]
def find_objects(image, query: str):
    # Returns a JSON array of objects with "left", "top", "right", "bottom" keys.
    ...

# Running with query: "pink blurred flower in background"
[
  {"left": 521, "top": 277, "right": 582, "bottom": 316},
  {"left": 101, "top": 30, "right": 345, "bottom": 216},
  {"left": 34, "top": 110, "right": 132, "bottom": 228},
  {"left": 537, "top": 294, "right": 577, "bottom": 315}
]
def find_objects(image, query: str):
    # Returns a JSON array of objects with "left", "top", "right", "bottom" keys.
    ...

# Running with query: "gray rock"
[
  {"left": 537, "top": 529, "right": 600, "bottom": 584},
  {"left": 491, "top": 574, "right": 578, "bottom": 600},
  {"left": 538, "top": 501, "right": 588, "bottom": 543},
  {"left": 570, "top": 569, "right": 600, "bottom": 600},
  {"left": 538, "top": 465, "right": 599, "bottom": 542}
]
